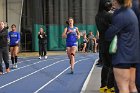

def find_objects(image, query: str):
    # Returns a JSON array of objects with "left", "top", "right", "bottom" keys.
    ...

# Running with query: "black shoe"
[
  {"left": 70, "top": 70, "right": 74, "bottom": 74},
  {"left": 96, "top": 61, "right": 102, "bottom": 64},
  {"left": 96, "top": 59, "right": 103, "bottom": 66}
]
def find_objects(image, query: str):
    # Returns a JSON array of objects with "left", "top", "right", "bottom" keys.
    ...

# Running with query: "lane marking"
[
  {"left": 16, "top": 57, "right": 63, "bottom": 65},
  {"left": 3, "top": 57, "right": 64, "bottom": 67},
  {"left": 3, "top": 58, "right": 65, "bottom": 75},
  {"left": 2, "top": 56, "right": 86, "bottom": 75},
  {"left": 80, "top": 58, "right": 99, "bottom": 93},
  {"left": 3, "top": 59, "right": 37, "bottom": 67},
  {"left": 2, "top": 58, "right": 65, "bottom": 75},
  {"left": 34, "top": 58, "right": 90, "bottom": 93},
  {"left": 2, "top": 57, "right": 64, "bottom": 72},
  {"left": 0, "top": 59, "right": 69, "bottom": 89}
]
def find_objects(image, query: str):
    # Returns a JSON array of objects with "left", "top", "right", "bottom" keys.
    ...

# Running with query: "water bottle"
[{"left": 109, "top": 35, "right": 117, "bottom": 54}]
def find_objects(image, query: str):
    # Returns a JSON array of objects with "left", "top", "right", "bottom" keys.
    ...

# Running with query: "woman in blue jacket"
[
  {"left": 8, "top": 24, "right": 20, "bottom": 69},
  {"left": 105, "top": 0, "right": 140, "bottom": 92},
  {"left": 132, "top": 0, "right": 140, "bottom": 92}
]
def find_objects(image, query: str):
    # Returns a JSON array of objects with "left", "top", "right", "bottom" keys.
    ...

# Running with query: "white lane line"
[
  {"left": 3, "top": 59, "right": 37, "bottom": 67},
  {"left": 14, "top": 57, "right": 61, "bottom": 65},
  {"left": 0, "top": 59, "right": 69, "bottom": 89},
  {"left": 80, "top": 58, "right": 99, "bottom": 93},
  {"left": 8, "top": 56, "right": 28, "bottom": 61},
  {"left": 34, "top": 58, "right": 90, "bottom": 93},
  {"left": 3, "top": 57, "right": 63, "bottom": 67},
  {"left": 3, "top": 58, "right": 64, "bottom": 75}
]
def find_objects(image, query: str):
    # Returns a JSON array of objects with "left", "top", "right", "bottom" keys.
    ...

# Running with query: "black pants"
[
  {"left": 87, "top": 41, "right": 93, "bottom": 52},
  {"left": 0, "top": 47, "right": 9, "bottom": 72},
  {"left": 101, "top": 52, "right": 114, "bottom": 88},
  {"left": 39, "top": 43, "right": 47, "bottom": 56}
]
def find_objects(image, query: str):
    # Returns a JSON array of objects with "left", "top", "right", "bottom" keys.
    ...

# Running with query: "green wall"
[{"left": 32, "top": 24, "right": 97, "bottom": 51}]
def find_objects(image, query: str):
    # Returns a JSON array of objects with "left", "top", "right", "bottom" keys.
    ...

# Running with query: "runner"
[
  {"left": 8, "top": 24, "right": 20, "bottom": 69},
  {"left": 62, "top": 17, "right": 80, "bottom": 74}
]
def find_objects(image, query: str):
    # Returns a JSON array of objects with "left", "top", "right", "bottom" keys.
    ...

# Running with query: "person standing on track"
[
  {"left": 38, "top": 27, "right": 47, "bottom": 59},
  {"left": 8, "top": 24, "right": 20, "bottom": 69},
  {"left": 0, "top": 21, "right": 10, "bottom": 75},
  {"left": 62, "top": 17, "right": 80, "bottom": 74}
]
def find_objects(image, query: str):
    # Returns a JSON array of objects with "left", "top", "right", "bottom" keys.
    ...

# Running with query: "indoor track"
[{"left": 0, "top": 53, "right": 98, "bottom": 93}]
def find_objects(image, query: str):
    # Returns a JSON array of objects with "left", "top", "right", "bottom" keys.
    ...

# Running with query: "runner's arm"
[{"left": 62, "top": 27, "right": 67, "bottom": 38}]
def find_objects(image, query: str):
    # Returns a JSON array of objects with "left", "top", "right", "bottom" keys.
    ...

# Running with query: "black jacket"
[
  {"left": 0, "top": 27, "right": 8, "bottom": 47},
  {"left": 95, "top": 10, "right": 112, "bottom": 53},
  {"left": 38, "top": 32, "right": 47, "bottom": 44}
]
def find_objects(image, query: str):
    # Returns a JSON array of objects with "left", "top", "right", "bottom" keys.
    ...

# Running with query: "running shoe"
[
  {"left": 39, "top": 56, "right": 41, "bottom": 59},
  {"left": 70, "top": 69, "right": 74, "bottom": 74},
  {"left": 6, "top": 68, "right": 10, "bottom": 73},
  {"left": 14, "top": 63, "right": 17, "bottom": 69},
  {"left": 45, "top": 56, "right": 48, "bottom": 59},
  {"left": 71, "top": 70, "right": 74, "bottom": 74},
  {"left": 12, "top": 64, "right": 15, "bottom": 69},
  {"left": 99, "top": 86, "right": 108, "bottom": 93}
]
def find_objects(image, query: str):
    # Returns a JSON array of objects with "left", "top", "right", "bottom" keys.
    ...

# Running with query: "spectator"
[
  {"left": 38, "top": 27, "right": 47, "bottom": 59},
  {"left": 0, "top": 21, "right": 10, "bottom": 74},
  {"left": 95, "top": 0, "right": 115, "bottom": 92},
  {"left": 132, "top": 0, "right": 140, "bottom": 92},
  {"left": 105, "top": 0, "right": 140, "bottom": 92},
  {"left": 87, "top": 31, "right": 96, "bottom": 52}
]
